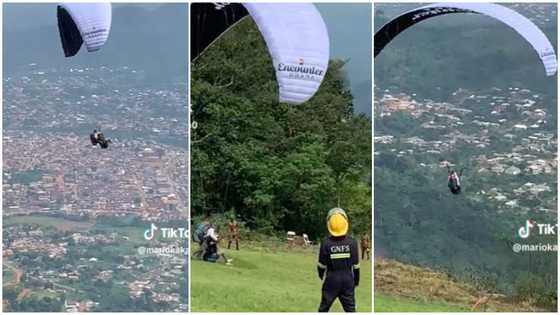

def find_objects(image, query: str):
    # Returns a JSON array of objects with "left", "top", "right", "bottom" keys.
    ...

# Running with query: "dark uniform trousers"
[
  {"left": 319, "top": 272, "right": 356, "bottom": 312},
  {"left": 317, "top": 236, "right": 360, "bottom": 312}
]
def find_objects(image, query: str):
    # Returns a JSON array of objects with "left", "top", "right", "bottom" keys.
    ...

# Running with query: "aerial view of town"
[
  {"left": 375, "top": 85, "right": 556, "bottom": 213},
  {"left": 3, "top": 3, "right": 189, "bottom": 312},
  {"left": 3, "top": 65, "right": 189, "bottom": 312}
]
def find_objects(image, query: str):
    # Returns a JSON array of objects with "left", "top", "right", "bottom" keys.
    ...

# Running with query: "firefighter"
[{"left": 317, "top": 208, "right": 360, "bottom": 312}]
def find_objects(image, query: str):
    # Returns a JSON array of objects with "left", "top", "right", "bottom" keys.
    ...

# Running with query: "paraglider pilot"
[
  {"left": 317, "top": 208, "right": 360, "bottom": 312},
  {"left": 90, "top": 130, "right": 99, "bottom": 146},
  {"left": 90, "top": 129, "right": 112, "bottom": 149},
  {"left": 447, "top": 165, "right": 463, "bottom": 194}
]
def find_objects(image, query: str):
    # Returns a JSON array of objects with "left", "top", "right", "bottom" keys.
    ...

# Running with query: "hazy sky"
[
  {"left": 318, "top": 3, "right": 372, "bottom": 114},
  {"left": 3, "top": 4, "right": 163, "bottom": 31},
  {"left": 4, "top": 3, "right": 372, "bottom": 113}
]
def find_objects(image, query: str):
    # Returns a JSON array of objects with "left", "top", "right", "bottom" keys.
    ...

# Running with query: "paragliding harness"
[
  {"left": 193, "top": 222, "right": 211, "bottom": 245},
  {"left": 192, "top": 222, "right": 220, "bottom": 262},
  {"left": 90, "top": 130, "right": 112, "bottom": 149},
  {"left": 204, "top": 242, "right": 220, "bottom": 263},
  {"left": 447, "top": 165, "right": 463, "bottom": 195}
]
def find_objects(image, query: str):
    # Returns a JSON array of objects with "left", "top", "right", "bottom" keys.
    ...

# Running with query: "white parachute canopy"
[
  {"left": 57, "top": 3, "right": 112, "bottom": 57},
  {"left": 243, "top": 3, "right": 330, "bottom": 104},
  {"left": 421, "top": 3, "right": 557, "bottom": 76}
]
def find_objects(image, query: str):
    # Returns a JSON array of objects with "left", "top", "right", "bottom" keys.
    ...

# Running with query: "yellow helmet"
[{"left": 327, "top": 208, "right": 349, "bottom": 237}]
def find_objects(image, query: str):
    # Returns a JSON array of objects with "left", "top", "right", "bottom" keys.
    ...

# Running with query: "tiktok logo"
[
  {"left": 143, "top": 223, "right": 188, "bottom": 240},
  {"left": 518, "top": 220, "right": 534, "bottom": 239},
  {"left": 144, "top": 223, "right": 158, "bottom": 240}
]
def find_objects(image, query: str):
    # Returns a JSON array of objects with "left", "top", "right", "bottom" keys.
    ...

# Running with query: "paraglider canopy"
[
  {"left": 374, "top": 3, "right": 557, "bottom": 76},
  {"left": 57, "top": 3, "right": 112, "bottom": 57},
  {"left": 191, "top": 3, "right": 330, "bottom": 104}
]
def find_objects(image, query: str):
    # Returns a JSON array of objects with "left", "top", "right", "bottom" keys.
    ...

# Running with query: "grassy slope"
[
  {"left": 192, "top": 246, "right": 372, "bottom": 312},
  {"left": 375, "top": 293, "right": 468, "bottom": 312},
  {"left": 375, "top": 258, "right": 541, "bottom": 312}
]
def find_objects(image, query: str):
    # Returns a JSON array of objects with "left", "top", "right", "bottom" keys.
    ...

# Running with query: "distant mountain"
[
  {"left": 352, "top": 79, "right": 373, "bottom": 115},
  {"left": 318, "top": 3, "right": 372, "bottom": 115}
]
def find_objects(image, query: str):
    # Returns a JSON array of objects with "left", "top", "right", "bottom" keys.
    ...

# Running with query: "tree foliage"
[{"left": 191, "top": 19, "right": 371, "bottom": 239}]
